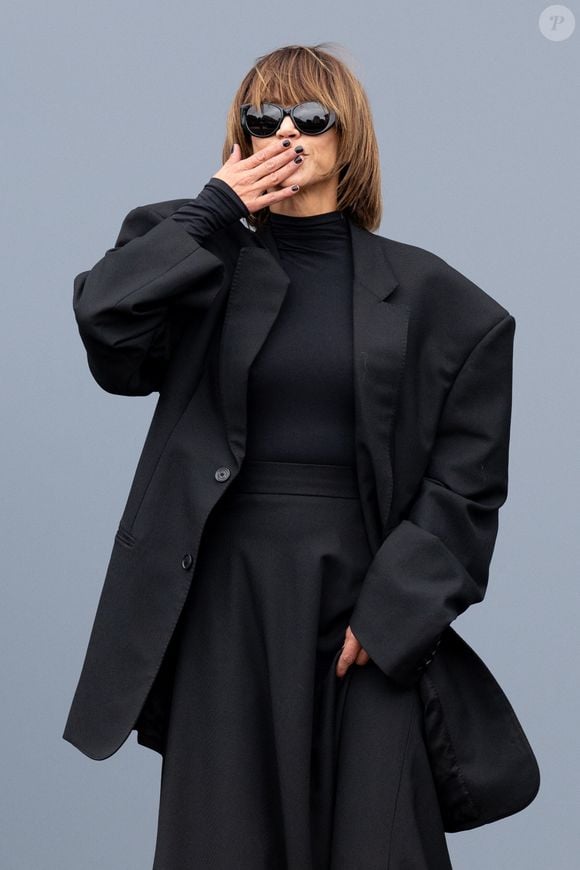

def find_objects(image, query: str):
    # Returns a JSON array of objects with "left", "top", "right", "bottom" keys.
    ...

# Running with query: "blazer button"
[
  {"left": 214, "top": 466, "right": 231, "bottom": 482},
  {"left": 181, "top": 553, "right": 193, "bottom": 570}
]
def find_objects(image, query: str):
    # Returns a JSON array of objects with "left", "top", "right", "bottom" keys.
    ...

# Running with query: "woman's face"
[{"left": 248, "top": 102, "right": 339, "bottom": 196}]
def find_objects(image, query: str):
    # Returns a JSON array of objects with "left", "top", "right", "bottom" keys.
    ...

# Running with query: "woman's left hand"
[{"left": 336, "top": 625, "right": 371, "bottom": 678}]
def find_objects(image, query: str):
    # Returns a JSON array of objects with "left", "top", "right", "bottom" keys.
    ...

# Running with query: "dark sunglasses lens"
[
  {"left": 293, "top": 101, "right": 332, "bottom": 134},
  {"left": 244, "top": 103, "right": 282, "bottom": 136}
]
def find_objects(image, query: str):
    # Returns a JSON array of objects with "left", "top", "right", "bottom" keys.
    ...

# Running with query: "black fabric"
[
  {"left": 169, "top": 176, "right": 249, "bottom": 241},
  {"left": 151, "top": 460, "right": 452, "bottom": 870},
  {"left": 245, "top": 210, "right": 356, "bottom": 464},
  {"left": 172, "top": 187, "right": 357, "bottom": 464},
  {"left": 63, "top": 191, "right": 523, "bottom": 864}
]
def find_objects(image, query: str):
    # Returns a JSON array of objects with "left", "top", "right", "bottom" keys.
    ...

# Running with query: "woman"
[{"left": 64, "top": 43, "right": 516, "bottom": 869}]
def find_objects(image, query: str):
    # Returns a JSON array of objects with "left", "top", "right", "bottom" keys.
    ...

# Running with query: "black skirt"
[{"left": 151, "top": 460, "right": 452, "bottom": 870}]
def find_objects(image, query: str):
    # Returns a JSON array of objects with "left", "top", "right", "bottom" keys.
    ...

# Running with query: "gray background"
[{"left": 2, "top": 1, "right": 578, "bottom": 867}]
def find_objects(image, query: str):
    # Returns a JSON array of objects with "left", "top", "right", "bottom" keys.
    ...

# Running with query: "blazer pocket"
[{"left": 114, "top": 523, "right": 137, "bottom": 549}]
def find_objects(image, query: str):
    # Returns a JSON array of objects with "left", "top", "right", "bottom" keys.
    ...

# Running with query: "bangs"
[{"left": 244, "top": 47, "right": 341, "bottom": 117}]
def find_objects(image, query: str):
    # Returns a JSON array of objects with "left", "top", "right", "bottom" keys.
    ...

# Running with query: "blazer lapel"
[
  {"left": 218, "top": 217, "right": 409, "bottom": 550},
  {"left": 217, "top": 242, "right": 290, "bottom": 467},
  {"left": 348, "top": 220, "right": 409, "bottom": 550}
]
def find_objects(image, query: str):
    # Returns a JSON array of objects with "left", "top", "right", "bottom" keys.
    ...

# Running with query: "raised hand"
[{"left": 213, "top": 139, "right": 303, "bottom": 213}]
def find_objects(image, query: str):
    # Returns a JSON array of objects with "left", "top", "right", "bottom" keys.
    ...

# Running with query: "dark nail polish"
[
  {"left": 294, "top": 155, "right": 303, "bottom": 163},
  {"left": 282, "top": 139, "right": 291, "bottom": 146},
  {"left": 294, "top": 145, "right": 304, "bottom": 153},
  {"left": 291, "top": 184, "right": 299, "bottom": 191}
]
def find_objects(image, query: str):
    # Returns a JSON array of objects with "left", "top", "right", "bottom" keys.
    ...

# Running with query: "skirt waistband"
[{"left": 231, "top": 460, "right": 359, "bottom": 498}]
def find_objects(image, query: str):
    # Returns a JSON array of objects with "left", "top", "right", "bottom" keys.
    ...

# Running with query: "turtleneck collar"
[
  {"left": 268, "top": 209, "right": 344, "bottom": 228},
  {"left": 266, "top": 209, "right": 350, "bottom": 259}
]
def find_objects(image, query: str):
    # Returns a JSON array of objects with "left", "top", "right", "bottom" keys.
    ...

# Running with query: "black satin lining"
[{"left": 418, "top": 673, "right": 480, "bottom": 828}]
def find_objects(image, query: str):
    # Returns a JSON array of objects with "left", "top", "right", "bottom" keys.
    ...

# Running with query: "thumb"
[{"left": 229, "top": 142, "right": 240, "bottom": 161}]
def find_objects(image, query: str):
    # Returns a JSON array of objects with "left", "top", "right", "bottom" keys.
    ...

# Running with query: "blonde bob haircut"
[{"left": 222, "top": 43, "right": 382, "bottom": 232}]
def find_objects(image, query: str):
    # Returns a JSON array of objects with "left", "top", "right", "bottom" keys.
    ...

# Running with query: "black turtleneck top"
[{"left": 170, "top": 177, "right": 356, "bottom": 465}]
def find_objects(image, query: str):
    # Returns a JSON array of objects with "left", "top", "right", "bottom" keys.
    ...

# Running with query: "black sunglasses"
[{"left": 240, "top": 101, "right": 337, "bottom": 138}]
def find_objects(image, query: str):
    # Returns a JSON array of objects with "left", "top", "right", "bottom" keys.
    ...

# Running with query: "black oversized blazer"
[{"left": 63, "top": 199, "right": 516, "bottom": 761}]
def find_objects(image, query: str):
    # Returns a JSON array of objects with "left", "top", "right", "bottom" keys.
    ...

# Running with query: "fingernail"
[
  {"left": 294, "top": 145, "right": 304, "bottom": 153},
  {"left": 291, "top": 184, "right": 299, "bottom": 191},
  {"left": 282, "top": 139, "right": 291, "bottom": 146},
  {"left": 293, "top": 155, "right": 303, "bottom": 163}
]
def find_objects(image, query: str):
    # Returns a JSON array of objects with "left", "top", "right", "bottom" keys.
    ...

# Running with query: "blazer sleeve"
[
  {"left": 72, "top": 204, "right": 226, "bottom": 396},
  {"left": 349, "top": 311, "right": 516, "bottom": 687}
]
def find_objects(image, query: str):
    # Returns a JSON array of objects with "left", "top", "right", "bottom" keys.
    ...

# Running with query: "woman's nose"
[{"left": 276, "top": 116, "right": 300, "bottom": 139}]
